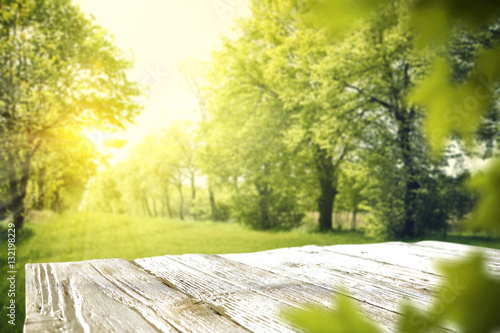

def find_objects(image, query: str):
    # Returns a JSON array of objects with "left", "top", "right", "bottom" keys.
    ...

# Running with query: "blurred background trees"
[
  {"left": 79, "top": 0, "right": 495, "bottom": 237},
  {"left": 0, "top": 0, "right": 140, "bottom": 230},
  {"left": 1, "top": 0, "right": 497, "bottom": 239}
]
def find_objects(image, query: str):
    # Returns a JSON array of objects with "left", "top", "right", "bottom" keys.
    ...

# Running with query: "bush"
[{"left": 230, "top": 190, "right": 304, "bottom": 230}]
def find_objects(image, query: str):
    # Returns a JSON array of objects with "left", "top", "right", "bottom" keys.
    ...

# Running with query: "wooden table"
[{"left": 24, "top": 241, "right": 500, "bottom": 332}]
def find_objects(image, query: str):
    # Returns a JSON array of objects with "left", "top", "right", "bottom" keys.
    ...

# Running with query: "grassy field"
[{"left": 1, "top": 212, "right": 499, "bottom": 333}]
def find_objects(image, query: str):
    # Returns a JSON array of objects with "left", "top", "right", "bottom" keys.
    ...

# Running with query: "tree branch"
[{"left": 344, "top": 83, "right": 394, "bottom": 110}]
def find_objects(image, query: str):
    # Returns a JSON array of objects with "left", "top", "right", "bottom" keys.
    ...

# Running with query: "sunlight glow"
[{"left": 75, "top": 0, "right": 251, "bottom": 162}]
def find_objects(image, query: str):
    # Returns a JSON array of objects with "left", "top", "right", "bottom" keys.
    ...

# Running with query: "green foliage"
[
  {"left": 200, "top": 15, "right": 316, "bottom": 229},
  {"left": 398, "top": 253, "right": 500, "bottom": 333},
  {"left": 408, "top": 55, "right": 498, "bottom": 152},
  {"left": 84, "top": 122, "right": 205, "bottom": 220},
  {"left": 286, "top": 292, "right": 381, "bottom": 333},
  {"left": 308, "top": 0, "right": 389, "bottom": 37},
  {"left": 313, "top": 0, "right": 500, "bottom": 45},
  {"left": 230, "top": 186, "right": 304, "bottom": 230},
  {"left": 0, "top": 0, "right": 141, "bottom": 229},
  {"left": 200, "top": 0, "right": 487, "bottom": 235},
  {"left": 468, "top": 159, "right": 500, "bottom": 233},
  {"left": 432, "top": 254, "right": 500, "bottom": 333},
  {"left": 203, "top": 0, "right": 383, "bottom": 231}
]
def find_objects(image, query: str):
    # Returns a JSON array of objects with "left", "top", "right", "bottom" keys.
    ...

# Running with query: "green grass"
[
  {"left": 1, "top": 212, "right": 499, "bottom": 333},
  {"left": 15, "top": 212, "right": 383, "bottom": 261}
]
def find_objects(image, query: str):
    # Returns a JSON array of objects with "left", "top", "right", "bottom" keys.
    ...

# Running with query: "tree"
[
  {"left": 27, "top": 130, "right": 100, "bottom": 212},
  {"left": 311, "top": 1, "right": 496, "bottom": 237},
  {"left": 335, "top": 164, "right": 371, "bottom": 231},
  {"left": 180, "top": 59, "right": 222, "bottom": 221},
  {"left": 203, "top": 0, "right": 370, "bottom": 231},
  {"left": 309, "top": 0, "right": 500, "bottom": 227},
  {"left": 0, "top": 0, "right": 140, "bottom": 229},
  {"left": 201, "top": 57, "right": 306, "bottom": 228},
  {"left": 83, "top": 123, "right": 201, "bottom": 220},
  {"left": 319, "top": 3, "right": 429, "bottom": 237}
]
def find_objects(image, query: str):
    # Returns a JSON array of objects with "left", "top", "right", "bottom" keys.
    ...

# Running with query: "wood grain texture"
[
  {"left": 135, "top": 255, "right": 300, "bottom": 333},
  {"left": 25, "top": 259, "right": 248, "bottom": 333},
  {"left": 25, "top": 241, "right": 500, "bottom": 332},
  {"left": 321, "top": 242, "right": 500, "bottom": 276}
]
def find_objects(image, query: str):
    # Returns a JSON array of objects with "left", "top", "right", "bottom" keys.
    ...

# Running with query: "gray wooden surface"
[{"left": 24, "top": 241, "right": 500, "bottom": 332}]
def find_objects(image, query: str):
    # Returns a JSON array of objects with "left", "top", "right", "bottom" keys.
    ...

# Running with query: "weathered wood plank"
[
  {"left": 135, "top": 255, "right": 301, "bottom": 333},
  {"left": 416, "top": 241, "right": 500, "bottom": 260},
  {"left": 171, "top": 254, "right": 334, "bottom": 309},
  {"left": 321, "top": 243, "right": 441, "bottom": 276},
  {"left": 324, "top": 242, "right": 500, "bottom": 276},
  {"left": 25, "top": 261, "right": 172, "bottom": 333},
  {"left": 223, "top": 246, "right": 436, "bottom": 309},
  {"left": 25, "top": 263, "right": 83, "bottom": 333},
  {"left": 220, "top": 251, "right": 441, "bottom": 332},
  {"left": 294, "top": 245, "right": 442, "bottom": 291},
  {"left": 168, "top": 254, "right": 399, "bottom": 331},
  {"left": 230, "top": 245, "right": 439, "bottom": 298},
  {"left": 412, "top": 241, "right": 500, "bottom": 270},
  {"left": 222, "top": 244, "right": 466, "bottom": 332},
  {"left": 90, "top": 260, "right": 249, "bottom": 333},
  {"left": 26, "top": 241, "right": 497, "bottom": 332},
  {"left": 25, "top": 259, "right": 249, "bottom": 333}
]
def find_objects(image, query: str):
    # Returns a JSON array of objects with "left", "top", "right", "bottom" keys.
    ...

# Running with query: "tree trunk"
[
  {"left": 152, "top": 197, "right": 158, "bottom": 217},
  {"left": 352, "top": 209, "right": 357, "bottom": 231},
  {"left": 142, "top": 195, "right": 152, "bottom": 217},
  {"left": 318, "top": 178, "right": 336, "bottom": 232},
  {"left": 402, "top": 178, "right": 419, "bottom": 238},
  {"left": 396, "top": 108, "right": 420, "bottom": 238},
  {"left": 207, "top": 177, "right": 217, "bottom": 221},
  {"left": 190, "top": 172, "right": 196, "bottom": 200},
  {"left": 177, "top": 182, "right": 184, "bottom": 220},
  {"left": 51, "top": 190, "right": 62, "bottom": 213},
  {"left": 164, "top": 190, "right": 173, "bottom": 218},
  {"left": 209, "top": 188, "right": 217, "bottom": 220},
  {"left": 36, "top": 167, "right": 45, "bottom": 209},
  {"left": 255, "top": 181, "right": 271, "bottom": 230},
  {"left": 8, "top": 152, "right": 32, "bottom": 230},
  {"left": 314, "top": 146, "right": 337, "bottom": 232}
]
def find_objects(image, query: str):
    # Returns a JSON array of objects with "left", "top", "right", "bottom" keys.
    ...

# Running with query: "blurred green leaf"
[
  {"left": 468, "top": 159, "right": 500, "bottom": 233},
  {"left": 414, "top": 0, "right": 500, "bottom": 31},
  {"left": 409, "top": 58, "right": 490, "bottom": 153},
  {"left": 285, "top": 293, "right": 381, "bottom": 333},
  {"left": 433, "top": 252, "right": 500, "bottom": 333},
  {"left": 408, "top": 58, "right": 454, "bottom": 152},
  {"left": 410, "top": 2, "right": 450, "bottom": 49},
  {"left": 397, "top": 253, "right": 500, "bottom": 333},
  {"left": 397, "top": 302, "right": 438, "bottom": 333},
  {"left": 307, "top": 0, "right": 387, "bottom": 37},
  {"left": 476, "top": 46, "right": 500, "bottom": 82}
]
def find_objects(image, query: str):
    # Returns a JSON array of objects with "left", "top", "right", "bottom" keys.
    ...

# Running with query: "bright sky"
[{"left": 75, "top": 0, "right": 251, "bottom": 161}]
